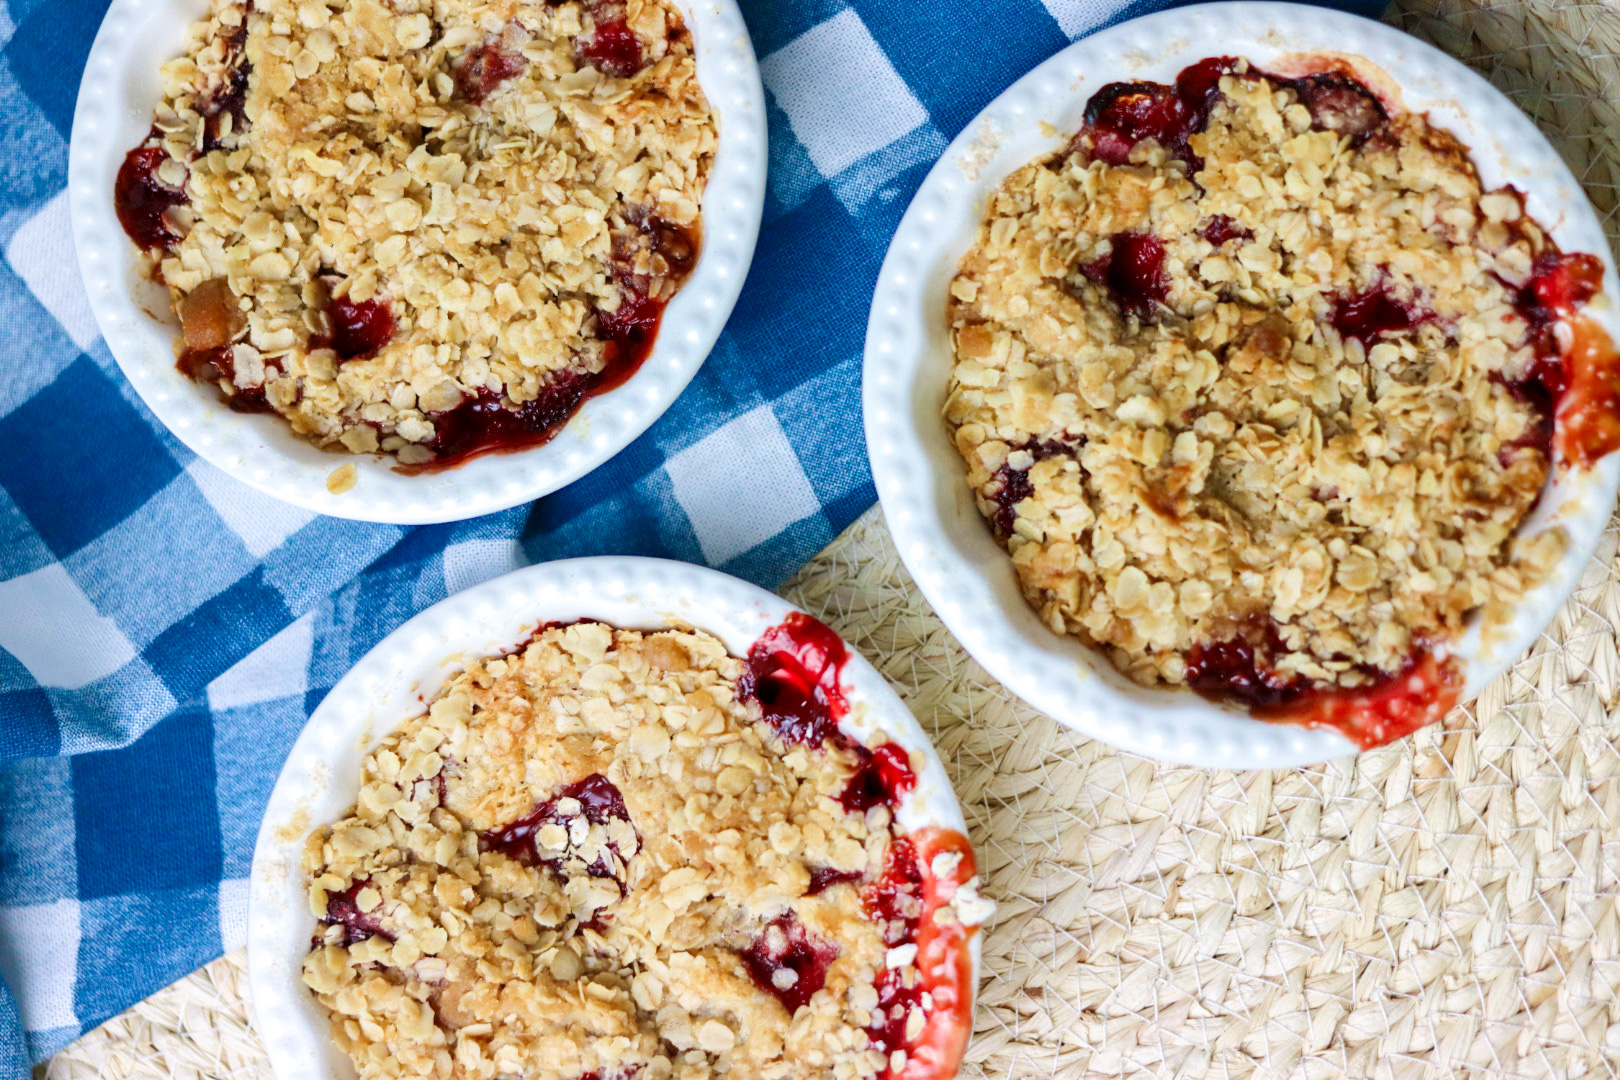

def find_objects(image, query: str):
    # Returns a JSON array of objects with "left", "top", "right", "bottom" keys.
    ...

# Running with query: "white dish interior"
[
  {"left": 863, "top": 2, "right": 1620, "bottom": 769},
  {"left": 247, "top": 556, "right": 982, "bottom": 1080},
  {"left": 70, "top": 0, "right": 766, "bottom": 524}
]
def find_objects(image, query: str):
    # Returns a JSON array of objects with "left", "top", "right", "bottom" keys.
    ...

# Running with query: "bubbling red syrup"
[
  {"left": 865, "top": 830, "right": 979, "bottom": 1080},
  {"left": 318, "top": 879, "right": 394, "bottom": 947},
  {"left": 740, "top": 911, "right": 839, "bottom": 1014},
  {"left": 480, "top": 773, "right": 634, "bottom": 892},
  {"left": 1289, "top": 652, "right": 1463, "bottom": 749},
  {"left": 1184, "top": 616, "right": 1307, "bottom": 711},
  {"left": 739, "top": 613, "right": 851, "bottom": 748},
  {"left": 1516, "top": 252, "right": 1604, "bottom": 337},
  {"left": 405, "top": 217, "right": 696, "bottom": 473},
  {"left": 596, "top": 291, "right": 664, "bottom": 381},
  {"left": 838, "top": 742, "right": 916, "bottom": 815},
  {"left": 456, "top": 40, "right": 529, "bottom": 104},
  {"left": 738, "top": 607, "right": 912, "bottom": 856},
  {"left": 115, "top": 143, "right": 187, "bottom": 253},
  {"left": 1080, "top": 232, "right": 1168, "bottom": 319},
  {"left": 1497, "top": 252, "right": 1620, "bottom": 468},
  {"left": 420, "top": 378, "right": 589, "bottom": 470},
  {"left": 1553, "top": 317, "right": 1620, "bottom": 468},
  {"left": 1186, "top": 615, "right": 1463, "bottom": 749}
]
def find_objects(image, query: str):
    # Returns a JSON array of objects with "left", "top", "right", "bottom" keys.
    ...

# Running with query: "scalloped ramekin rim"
[
  {"left": 863, "top": 2, "right": 1620, "bottom": 770},
  {"left": 69, "top": 0, "right": 766, "bottom": 524},
  {"left": 246, "top": 556, "right": 983, "bottom": 1080}
]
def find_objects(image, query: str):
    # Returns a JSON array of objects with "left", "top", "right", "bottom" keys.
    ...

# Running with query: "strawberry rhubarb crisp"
[
  {"left": 946, "top": 55, "right": 1619, "bottom": 746},
  {"left": 116, "top": 0, "right": 715, "bottom": 469},
  {"left": 302, "top": 617, "right": 989, "bottom": 1080}
]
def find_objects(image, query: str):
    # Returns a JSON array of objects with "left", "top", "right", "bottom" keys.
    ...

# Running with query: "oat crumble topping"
[
  {"left": 301, "top": 620, "right": 985, "bottom": 1080},
  {"left": 944, "top": 56, "right": 1615, "bottom": 729},
  {"left": 118, "top": 0, "right": 715, "bottom": 469}
]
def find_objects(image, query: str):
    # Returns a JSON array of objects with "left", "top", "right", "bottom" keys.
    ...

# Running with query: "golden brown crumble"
[
  {"left": 301, "top": 622, "right": 990, "bottom": 1080},
  {"left": 125, "top": 0, "right": 715, "bottom": 467},
  {"left": 946, "top": 57, "right": 1574, "bottom": 699}
]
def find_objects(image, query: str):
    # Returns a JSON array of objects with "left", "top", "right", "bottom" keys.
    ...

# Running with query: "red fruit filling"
[
  {"left": 1554, "top": 315, "right": 1620, "bottom": 468},
  {"left": 418, "top": 378, "right": 587, "bottom": 471},
  {"left": 1080, "top": 232, "right": 1169, "bottom": 319},
  {"left": 596, "top": 290, "right": 664, "bottom": 384},
  {"left": 577, "top": 1, "right": 645, "bottom": 77},
  {"left": 988, "top": 438, "right": 1078, "bottom": 539},
  {"left": 806, "top": 866, "right": 864, "bottom": 896},
  {"left": 732, "top": 612, "right": 980, "bottom": 1073},
  {"left": 837, "top": 742, "right": 916, "bottom": 815},
  {"left": 404, "top": 217, "right": 695, "bottom": 472},
  {"left": 741, "top": 912, "right": 839, "bottom": 1014},
  {"left": 738, "top": 611, "right": 916, "bottom": 816},
  {"left": 1184, "top": 616, "right": 1308, "bottom": 711},
  {"left": 319, "top": 879, "right": 394, "bottom": 947},
  {"left": 456, "top": 40, "right": 529, "bottom": 104},
  {"left": 1516, "top": 251, "right": 1604, "bottom": 336},
  {"left": 1280, "top": 70, "right": 1387, "bottom": 144},
  {"left": 1078, "top": 57, "right": 1237, "bottom": 168},
  {"left": 1078, "top": 57, "right": 1389, "bottom": 171},
  {"left": 744, "top": 828, "right": 980, "bottom": 1080},
  {"left": 1329, "top": 277, "right": 1433, "bottom": 349},
  {"left": 200, "top": 26, "right": 251, "bottom": 152},
  {"left": 863, "top": 836, "right": 924, "bottom": 945},
  {"left": 1198, "top": 215, "right": 1252, "bottom": 247},
  {"left": 864, "top": 830, "right": 979, "bottom": 1080},
  {"left": 115, "top": 142, "right": 188, "bottom": 253},
  {"left": 481, "top": 773, "right": 634, "bottom": 892},
  {"left": 177, "top": 346, "right": 270, "bottom": 413},
  {"left": 1493, "top": 252, "right": 1620, "bottom": 468},
  {"left": 320, "top": 296, "right": 397, "bottom": 362},
  {"left": 739, "top": 612, "right": 851, "bottom": 748},
  {"left": 1288, "top": 652, "right": 1463, "bottom": 749},
  {"left": 1186, "top": 615, "right": 1463, "bottom": 748}
]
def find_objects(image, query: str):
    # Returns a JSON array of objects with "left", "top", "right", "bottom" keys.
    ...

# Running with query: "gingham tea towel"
[{"left": 0, "top": 0, "right": 1384, "bottom": 1068}]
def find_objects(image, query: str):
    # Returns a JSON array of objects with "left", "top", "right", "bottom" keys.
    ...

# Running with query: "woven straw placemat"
[{"left": 41, "top": 2, "right": 1620, "bottom": 1076}]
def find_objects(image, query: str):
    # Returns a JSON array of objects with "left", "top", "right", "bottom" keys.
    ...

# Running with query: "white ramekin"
[
  {"left": 863, "top": 2, "right": 1620, "bottom": 770},
  {"left": 247, "top": 557, "right": 985, "bottom": 1080},
  {"left": 70, "top": 0, "right": 766, "bottom": 524}
]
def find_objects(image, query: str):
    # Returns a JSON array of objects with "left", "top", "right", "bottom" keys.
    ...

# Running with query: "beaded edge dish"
[
  {"left": 247, "top": 557, "right": 985, "bottom": 1080},
  {"left": 70, "top": 0, "right": 765, "bottom": 525},
  {"left": 863, "top": 2, "right": 1620, "bottom": 769}
]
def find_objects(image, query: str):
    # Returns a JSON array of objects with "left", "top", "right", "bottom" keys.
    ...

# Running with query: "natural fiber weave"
[{"left": 42, "top": 2, "right": 1620, "bottom": 1076}]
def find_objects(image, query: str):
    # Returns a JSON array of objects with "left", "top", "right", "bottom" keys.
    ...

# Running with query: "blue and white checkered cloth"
[{"left": 0, "top": 0, "right": 1384, "bottom": 1069}]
